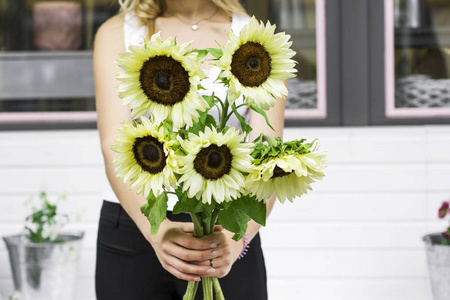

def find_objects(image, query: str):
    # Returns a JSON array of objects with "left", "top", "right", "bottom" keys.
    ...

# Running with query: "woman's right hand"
[{"left": 148, "top": 220, "right": 219, "bottom": 281}]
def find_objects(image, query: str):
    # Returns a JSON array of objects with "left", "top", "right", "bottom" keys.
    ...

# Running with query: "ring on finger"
[{"left": 209, "top": 258, "right": 214, "bottom": 268}]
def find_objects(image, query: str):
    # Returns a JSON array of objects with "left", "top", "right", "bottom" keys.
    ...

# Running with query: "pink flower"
[
  {"left": 443, "top": 231, "right": 450, "bottom": 240},
  {"left": 438, "top": 201, "right": 449, "bottom": 219}
]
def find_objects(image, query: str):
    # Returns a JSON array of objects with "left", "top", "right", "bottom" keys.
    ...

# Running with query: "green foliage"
[
  {"left": 218, "top": 207, "right": 251, "bottom": 241},
  {"left": 230, "top": 194, "right": 266, "bottom": 227},
  {"left": 173, "top": 186, "right": 204, "bottom": 215},
  {"left": 190, "top": 49, "right": 208, "bottom": 62},
  {"left": 25, "top": 190, "right": 68, "bottom": 244},
  {"left": 172, "top": 186, "right": 266, "bottom": 241},
  {"left": 231, "top": 103, "right": 252, "bottom": 136},
  {"left": 203, "top": 94, "right": 216, "bottom": 108},
  {"left": 205, "top": 48, "right": 223, "bottom": 59},
  {"left": 437, "top": 201, "right": 450, "bottom": 245},
  {"left": 249, "top": 104, "right": 274, "bottom": 131},
  {"left": 444, "top": 227, "right": 450, "bottom": 245},
  {"left": 179, "top": 95, "right": 218, "bottom": 137},
  {"left": 251, "top": 134, "right": 315, "bottom": 165},
  {"left": 141, "top": 191, "right": 168, "bottom": 235},
  {"left": 188, "top": 48, "right": 223, "bottom": 62},
  {"left": 216, "top": 195, "right": 266, "bottom": 240}
]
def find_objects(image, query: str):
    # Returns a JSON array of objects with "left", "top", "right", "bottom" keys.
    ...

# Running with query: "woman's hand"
[
  {"left": 148, "top": 220, "right": 223, "bottom": 281},
  {"left": 192, "top": 230, "right": 244, "bottom": 278}
]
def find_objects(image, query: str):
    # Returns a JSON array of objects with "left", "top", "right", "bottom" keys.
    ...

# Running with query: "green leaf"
[
  {"left": 250, "top": 104, "right": 275, "bottom": 131},
  {"left": 231, "top": 103, "right": 252, "bottom": 135},
  {"left": 189, "top": 114, "right": 217, "bottom": 135},
  {"left": 141, "top": 191, "right": 168, "bottom": 235},
  {"left": 172, "top": 187, "right": 217, "bottom": 219},
  {"left": 202, "top": 95, "right": 215, "bottom": 108},
  {"left": 215, "top": 200, "right": 232, "bottom": 210},
  {"left": 190, "top": 49, "right": 208, "bottom": 62},
  {"left": 202, "top": 202, "right": 215, "bottom": 217},
  {"left": 206, "top": 48, "right": 223, "bottom": 59},
  {"left": 218, "top": 207, "right": 251, "bottom": 241},
  {"left": 172, "top": 189, "right": 204, "bottom": 215},
  {"left": 204, "top": 114, "right": 217, "bottom": 129},
  {"left": 231, "top": 195, "right": 266, "bottom": 226},
  {"left": 218, "top": 77, "right": 230, "bottom": 85}
]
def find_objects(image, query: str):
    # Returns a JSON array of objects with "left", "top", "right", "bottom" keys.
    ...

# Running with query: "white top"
[{"left": 101, "top": 12, "right": 251, "bottom": 210}]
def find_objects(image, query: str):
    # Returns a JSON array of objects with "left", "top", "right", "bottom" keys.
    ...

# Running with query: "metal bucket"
[
  {"left": 2, "top": 232, "right": 84, "bottom": 300},
  {"left": 423, "top": 233, "right": 450, "bottom": 300}
]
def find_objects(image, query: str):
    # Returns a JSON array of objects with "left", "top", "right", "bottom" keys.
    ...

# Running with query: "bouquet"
[{"left": 111, "top": 17, "right": 326, "bottom": 300}]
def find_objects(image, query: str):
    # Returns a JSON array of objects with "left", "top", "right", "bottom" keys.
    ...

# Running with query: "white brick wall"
[{"left": 1, "top": 125, "right": 449, "bottom": 300}]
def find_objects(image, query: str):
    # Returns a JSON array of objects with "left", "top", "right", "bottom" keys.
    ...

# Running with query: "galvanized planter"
[
  {"left": 3, "top": 232, "right": 84, "bottom": 300},
  {"left": 423, "top": 233, "right": 450, "bottom": 300}
]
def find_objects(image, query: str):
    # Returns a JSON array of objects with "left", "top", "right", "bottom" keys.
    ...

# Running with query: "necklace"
[{"left": 167, "top": 7, "right": 219, "bottom": 31}]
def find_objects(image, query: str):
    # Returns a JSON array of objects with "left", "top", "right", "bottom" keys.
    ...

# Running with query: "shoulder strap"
[{"left": 123, "top": 12, "right": 147, "bottom": 52}]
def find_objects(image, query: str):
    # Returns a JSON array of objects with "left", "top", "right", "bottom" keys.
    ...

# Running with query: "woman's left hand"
[{"left": 193, "top": 230, "right": 244, "bottom": 278}]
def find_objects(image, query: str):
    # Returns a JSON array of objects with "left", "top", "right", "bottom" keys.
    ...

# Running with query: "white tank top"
[{"left": 101, "top": 12, "right": 251, "bottom": 210}]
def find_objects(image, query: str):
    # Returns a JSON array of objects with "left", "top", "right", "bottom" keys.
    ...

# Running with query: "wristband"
[{"left": 238, "top": 234, "right": 250, "bottom": 259}]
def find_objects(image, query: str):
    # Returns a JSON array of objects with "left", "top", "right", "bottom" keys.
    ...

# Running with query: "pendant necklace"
[{"left": 168, "top": 7, "right": 219, "bottom": 31}]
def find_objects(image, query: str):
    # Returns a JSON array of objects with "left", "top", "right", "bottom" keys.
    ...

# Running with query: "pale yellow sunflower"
[
  {"left": 217, "top": 16, "right": 296, "bottom": 109},
  {"left": 111, "top": 117, "right": 181, "bottom": 196},
  {"left": 178, "top": 126, "right": 253, "bottom": 204},
  {"left": 247, "top": 150, "right": 326, "bottom": 203},
  {"left": 116, "top": 32, "right": 208, "bottom": 127}
]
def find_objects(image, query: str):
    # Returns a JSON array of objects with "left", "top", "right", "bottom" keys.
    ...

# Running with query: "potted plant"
[
  {"left": 2, "top": 190, "right": 84, "bottom": 300},
  {"left": 423, "top": 200, "right": 450, "bottom": 300}
]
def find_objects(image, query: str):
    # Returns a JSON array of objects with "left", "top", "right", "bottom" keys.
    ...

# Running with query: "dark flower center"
[
  {"left": 207, "top": 151, "right": 223, "bottom": 168},
  {"left": 248, "top": 57, "right": 261, "bottom": 70},
  {"left": 194, "top": 144, "right": 232, "bottom": 180},
  {"left": 272, "top": 165, "right": 292, "bottom": 178},
  {"left": 133, "top": 136, "right": 167, "bottom": 174},
  {"left": 155, "top": 71, "right": 172, "bottom": 90},
  {"left": 139, "top": 56, "right": 190, "bottom": 106},
  {"left": 230, "top": 42, "right": 271, "bottom": 87}
]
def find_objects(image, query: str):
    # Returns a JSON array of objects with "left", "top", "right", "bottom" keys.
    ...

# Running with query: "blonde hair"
[{"left": 119, "top": 0, "right": 247, "bottom": 31}]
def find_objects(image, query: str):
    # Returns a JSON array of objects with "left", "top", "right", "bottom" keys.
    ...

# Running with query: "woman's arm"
[
  {"left": 94, "top": 15, "right": 218, "bottom": 281},
  {"left": 228, "top": 85, "right": 287, "bottom": 256}
]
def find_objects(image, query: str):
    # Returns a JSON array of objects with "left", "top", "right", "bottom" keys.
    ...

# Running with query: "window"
[
  {"left": 267, "top": 0, "right": 327, "bottom": 120},
  {"left": 385, "top": 0, "right": 450, "bottom": 119},
  {"left": 0, "top": 0, "right": 120, "bottom": 129}
]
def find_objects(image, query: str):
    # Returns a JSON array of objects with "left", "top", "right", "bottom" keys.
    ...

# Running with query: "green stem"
[
  {"left": 202, "top": 277, "right": 214, "bottom": 300},
  {"left": 218, "top": 96, "right": 230, "bottom": 131},
  {"left": 213, "top": 277, "right": 225, "bottom": 300},
  {"left": 183, "top": 213, "right": 202, "bottom": 300},
  {"left": 234, "top": 103, "right": 247, "bottom": 110},
  {"left": 202, "top": 212, "right": 212, "bottom": 236},
  {"left": 226, "top": 101, "right": 243, "bottom": 125},
  {"left": 214, "top": 102, "right": 222, "bottom": 121},
  {"left": 190, "top": 212, "right": 204, "bottom": 238},
  {"left": 210, "top": 209, "right": 219, "bottom": 232},
  {"left": 213, "top": 95, "right": 225, "bottom": 108},
  {"left": 183, "top": 281, "right": 200, "bottom": 300}
]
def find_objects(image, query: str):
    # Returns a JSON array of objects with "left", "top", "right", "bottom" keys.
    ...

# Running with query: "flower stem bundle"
[{"left": 112, "top": 16, "right": 326, "bottom": 300}]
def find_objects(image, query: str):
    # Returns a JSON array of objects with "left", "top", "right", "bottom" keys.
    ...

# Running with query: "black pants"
[{"left": 95, "top": 201, "right": 268, "bottom": 300}]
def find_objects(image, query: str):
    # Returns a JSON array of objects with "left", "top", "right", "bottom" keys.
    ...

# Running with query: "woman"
[{"left": 94, "top": 0, "right": 286, "bottom": 299}]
